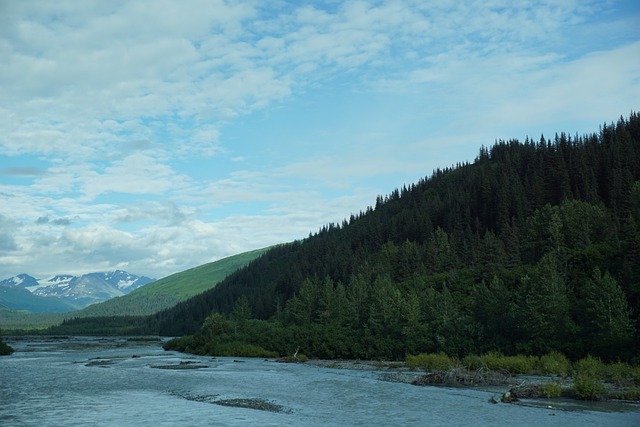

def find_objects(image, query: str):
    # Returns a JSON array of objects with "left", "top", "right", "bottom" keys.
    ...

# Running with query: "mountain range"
[
  {"left": 0, "top": 271, "right": 155, "bottom": 312},
  {"left": 0, "top": 248, "right": 268, "bottom": 327}
]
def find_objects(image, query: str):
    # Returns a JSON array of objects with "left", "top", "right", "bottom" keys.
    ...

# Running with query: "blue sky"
[{"left": 0, "top": 0, "right": 639, "bottom": 279}]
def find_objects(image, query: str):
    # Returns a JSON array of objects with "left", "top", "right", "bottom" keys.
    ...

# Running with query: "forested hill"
[{"left": 63, "top": 113, "right": 640, "bottom": 361}]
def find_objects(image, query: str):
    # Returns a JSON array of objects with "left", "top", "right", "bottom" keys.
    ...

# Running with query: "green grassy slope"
[
  {"left": 75, "top": 247, "right": 270, "bottom": 317},
  {"left": 135, "top": 247, "right": 270, "bottom": 299},
  {"left": 0, "top": 285, "right": 79, "bottom": 313}
]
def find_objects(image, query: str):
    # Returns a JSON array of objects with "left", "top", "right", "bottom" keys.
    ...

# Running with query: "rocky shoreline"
[{"left": 302, "top": 359, "right": 640, "bottom": 406}]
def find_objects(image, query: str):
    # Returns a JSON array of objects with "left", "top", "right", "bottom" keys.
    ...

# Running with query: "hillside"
[
  {"left": 51, "top": 114, "right": 640, "bottom": 362},
  {"left": 0, "top": 285, "right": 78, "bottom": 313},
  {"left": 75, "top": 247, "right": 270, "bottom": 317}
]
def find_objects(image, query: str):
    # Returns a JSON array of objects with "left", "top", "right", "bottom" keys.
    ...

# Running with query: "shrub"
[
  {"left": 406, "top": 352, "right": 457, "bottom": 371},
  {"left": 633, "top": 366, "right": 640, "bottom": 385},
  {"left": 603, "top": 362, "right": 637, "bottom": 387},
  {"left": 163, "top": 335, "right": 196, "bottom": 352},
  {"left": 573, "top": 355, "right": 604, "bottom": 377},
  {"left": 574, "top": 374, "right": 605, "bottom": 400},
  {"left": 462, "top": 355, "right": 486, "bottom": 371},
  {"left": 573, "top": 356, "right": 605, "bottom": 400},
  {"left": 480, "top": 352, "right": 534, "bottom": 374},
  {"left": 541, "top": 382, "right": 562, "bottom": 398},
  {"left": 536, "top": 351, "right": 569, "bottom": 377}
]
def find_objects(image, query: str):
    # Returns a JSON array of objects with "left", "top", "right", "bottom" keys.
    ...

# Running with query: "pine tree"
[
  {"left": 580, "top": 268, "right": 634, "bottom": 359},
  {"left": 521, "top": 254, "right": 575, "bottom": 354}
]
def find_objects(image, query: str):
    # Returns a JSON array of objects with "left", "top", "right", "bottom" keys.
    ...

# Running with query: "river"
[{"left": 1, "top": 337, "right": 638, "bottom": 426}]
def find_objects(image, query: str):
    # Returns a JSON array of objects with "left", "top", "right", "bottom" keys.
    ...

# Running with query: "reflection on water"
[{"left": 1, "top": 337, "right": 638, "bottom": 427}]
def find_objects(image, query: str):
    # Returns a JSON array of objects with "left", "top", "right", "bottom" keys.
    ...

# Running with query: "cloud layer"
[{"left": 0, "top": 0, "right": 638, "bottom": 278}]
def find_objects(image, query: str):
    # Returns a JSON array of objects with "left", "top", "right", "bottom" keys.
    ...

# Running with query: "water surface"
[{"left": 1, "top": 337, "right": 638, "bottom": 426}]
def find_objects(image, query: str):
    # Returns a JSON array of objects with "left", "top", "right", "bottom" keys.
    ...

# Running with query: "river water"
[{"left": 1, "top": 337, "right": 638, "bottom": 426}]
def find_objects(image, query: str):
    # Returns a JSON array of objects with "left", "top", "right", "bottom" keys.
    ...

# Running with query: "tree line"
[{"left": 54, "top": 113, "right": 640, "bottom": 362}]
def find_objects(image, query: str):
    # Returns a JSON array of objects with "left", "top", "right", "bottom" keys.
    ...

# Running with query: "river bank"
[{"left": 302, "top": 358, "right": 640, "bottom": 407}]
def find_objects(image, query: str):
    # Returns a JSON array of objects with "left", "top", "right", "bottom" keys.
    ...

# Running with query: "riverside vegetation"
[
  {"left": 35, "top": 114, "right": 640, "bottom": 400},
  {"left": 405, "top": 351, "right": 640, "bottom": 401}
]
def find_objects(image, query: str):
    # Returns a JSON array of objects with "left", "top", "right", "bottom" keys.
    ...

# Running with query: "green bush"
[
  {"left": 573, "top": 355, "right": 604, "bottom": 377},
  {"left": 480, "top": 352, "right": 535, "bottom": 374},
  {"left": 603, "top": 362, "right": 638, "bottom": 387},
  {"left": 406, "top": 352, "right": 457, "bottom": 371},
  {"left": 163, "top": 335, "right": 197, "bottom": 352},
  {"left": 462, "top": 355, "right": 486, "bottom": 371},
  {"left": 574, "top": 374, "right": 605, "bottom": 400},
  {"left": 573, "top": 356, "right": 605, "bottom": 400},
  {"left": 536, "top": 351, "right": 570, "bottom": 376},
  {"left": 632, "top": 365, "right": 640, "bottom": 385},
  {"left": 541, "top": 382, "right": 562, "bottom": 398}
]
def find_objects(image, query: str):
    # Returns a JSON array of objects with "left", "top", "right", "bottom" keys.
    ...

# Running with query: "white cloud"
[
  {"left": 0, "top": 0, "right": 637, "bottom": 279},
  {"left": 80, "top": 153, "right": 190, "bottom": 200},
  {"left": 487, "top": 41, "right": 640, "bottom": 127},
  {"left": 0, "top": 215, "right": 19, "bottom": 253},
  {"left": 0, "top": 0, "right": 611, "bottom": 160},
  {"left": 0, "top": 0, "right": 263, "bottom": 160}
]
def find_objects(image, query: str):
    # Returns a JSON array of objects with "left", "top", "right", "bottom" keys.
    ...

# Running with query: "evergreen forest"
[{"left": 52, "top": 113, "right": 640, "bottom": 363}]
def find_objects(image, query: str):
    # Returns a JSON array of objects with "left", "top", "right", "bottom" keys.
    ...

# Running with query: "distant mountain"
[
  {"left": 0, "top": 274, "right": 40, "bottom": 288},
  {"left": 0, "top": 270, "right": 155, "bottom": 311},
  {"left": 29, "top": 274, "right": 76, "bottom": 293}
]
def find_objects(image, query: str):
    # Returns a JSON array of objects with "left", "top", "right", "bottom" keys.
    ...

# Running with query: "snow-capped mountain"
[
  {"left": 0, "top": 270, "right": 155, "bottom": 310},
  {"left": 0, "top": 273, "right": 40, "bottom": 288},
  {"left": 27, "top": 274, "right": 76, "bottom": 293}
]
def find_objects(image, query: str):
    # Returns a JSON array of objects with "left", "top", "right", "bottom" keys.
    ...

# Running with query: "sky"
[{"left": 0, "top": 0, "right": 639, "bottom": 280}]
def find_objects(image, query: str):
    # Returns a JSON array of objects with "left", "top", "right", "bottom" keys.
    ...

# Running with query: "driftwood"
[
  {"left": 275, "top": 346, "right": 304, "bottom": 363},
  {"left": 508, "top": 383, "right": 558, "bottom": 399},
  {"left": 412, "top": 367, "right": 517, "bottom": 387}
]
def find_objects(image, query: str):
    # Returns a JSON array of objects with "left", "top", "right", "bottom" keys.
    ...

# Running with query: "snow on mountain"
[
  {"left": 0, "top": 274, "right": 39, "bottom": 288},
  {"left": 27, "top": 275, "right": 76, "bottom": 293},
  {"left": 100, "top": 270, "right": 155, "bottom": 292},
  {"left": 0, "top": 271, "right": 156, "bottom": 310}
]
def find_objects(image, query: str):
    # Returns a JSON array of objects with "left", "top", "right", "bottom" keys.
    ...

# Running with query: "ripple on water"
[{"left": 1, "top": 339, "right": 639, "bottom": 427}]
